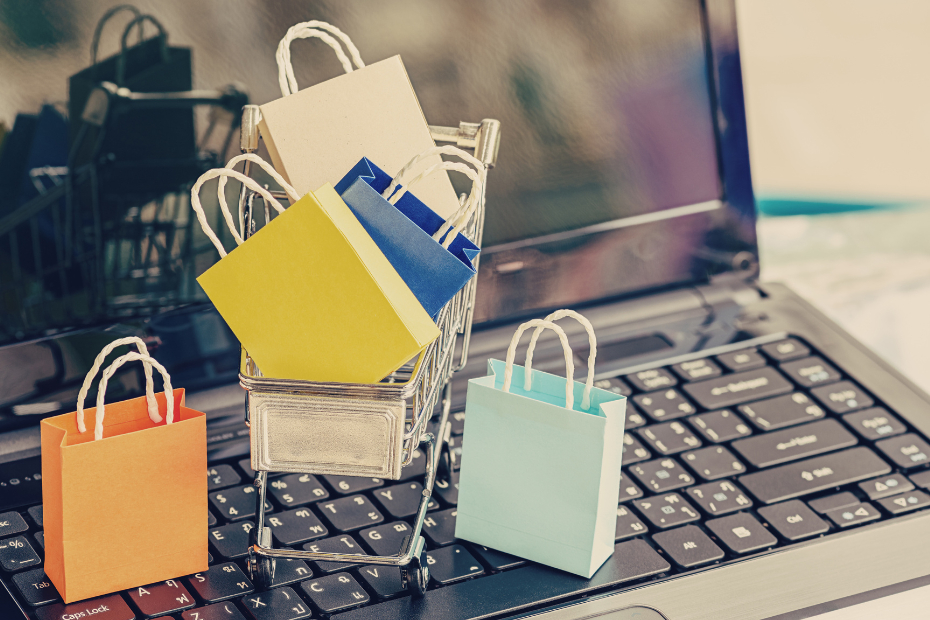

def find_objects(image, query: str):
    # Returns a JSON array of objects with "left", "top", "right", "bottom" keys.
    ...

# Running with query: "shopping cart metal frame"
[{"left": 233, "top": 104, "right": 500, "bottom": 595}]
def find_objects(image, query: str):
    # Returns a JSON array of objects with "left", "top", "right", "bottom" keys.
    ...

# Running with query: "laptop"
[{"left": 1, "top": 1, "right": 929, "bottom": 618}]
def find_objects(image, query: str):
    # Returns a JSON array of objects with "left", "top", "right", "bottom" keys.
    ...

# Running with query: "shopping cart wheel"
[
  {"left": 400, "top": 535, "right": 429, "bottom": 596},
  {"left": 248, "top": 527, "right": 276, "bottom": 590}
]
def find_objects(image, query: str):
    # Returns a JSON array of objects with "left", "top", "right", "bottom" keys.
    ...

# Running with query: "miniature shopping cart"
[{"left": 233, "top": 104, "right": 501, "bottom": 595}]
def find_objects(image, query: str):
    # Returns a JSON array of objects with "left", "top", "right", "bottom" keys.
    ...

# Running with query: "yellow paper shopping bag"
[
  {"left": 258, "top": 21, "right": 461, "bottom": 218},
  {"left": 190, "top": 155, "right": 439, "bottom": 384}
]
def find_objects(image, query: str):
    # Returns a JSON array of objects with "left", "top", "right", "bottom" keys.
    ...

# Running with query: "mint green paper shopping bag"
[{"left": 455, "top": 311, "right": 627, "bottom": 577}]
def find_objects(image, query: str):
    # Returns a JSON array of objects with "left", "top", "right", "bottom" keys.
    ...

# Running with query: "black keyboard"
[{"left": 2, "top": 336, "right": 930, "bottom": 619}]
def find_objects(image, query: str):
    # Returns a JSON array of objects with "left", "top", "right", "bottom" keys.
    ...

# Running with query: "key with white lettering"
[
  {"left": 632, "top": 493, "right": 701, "bottom": 529},
  {"left": 876, "top": 434, "right": 930, "bottom": 470},
  {"left": 716, "top": 349, "right": 766, "bottom": 371},
  {"left": 208, "top": 521, "right": 255, "bottom": 560},
  {"left": 435, "top": 471, "right": 460, "bottom": 505},
  {"left": 706, "top": 512, "right": 777, "bottom": 554},
  {"left": 625, "top": 368, "right": 678, "bottom": 392},
  {"left": 360, "top": 521, "right": 414, "bottom": 556},
  {"left": 858, "top": 474, "right": 915, "bottom": 501},
  {"left": 12, "top": 568, "right": 60, "bottom": 606},
  {"left": 638, "top": 421, "right": 702, "bottom": 455},
  {"left": 688, "top": 409, "right": 752, "bottom": 443},
  {"left": 322, "top": 475, "right": 383, "bottom": 496},
  {"left": 373, "top": 482, "right": 438, "bottom": 520},
  {"left": 843, "top": 408, "right": 906, "bottom": 441},
  {"left": 686, "top": 480, "right": 753, "bottom": 516},
  {"left": 267, "top": 473, "right": 329, "bottom": 508},
  {"left": 207, "top": 465, "right": 242, "bottom": 492},
  {"left": 614, "top": 505, "right": 649, "bottom": 541},
  {"left": 36, "top": 594, "right": 135, "bottom": 620},
  {"left": 594, "top": 376, "right": 633, "bottom": 397},
  {"left": 731, "top": 419, "right": 857, "bottom": 468},
  {"left": 760, "top": 338, "right": 810, "bottom": 362},
  {"left": 683, "top": 367, "right": 793, "bottom": 410},
  {"left": 0, "top": 512, "right": 28, "bottom": 538},
  {"left": 426, "top": 544, "right": 485, "bottom": 585},
  {"left": 265, "top": 507, "right": 329, "bottom": 546},
  {"left": 182, "top": 602, "right": 248, "bottom": 620},
  {"left": 185, "top": 562, "right": 254, "bottom": 603},
  {"left": 780, "top": 356, "right": 841, "bottom": 389},
  {"left": 0, "top": 535, "right": 40, "bottom": 571},
  {"left": 301, "top": 573, "right": 370, "bottom": 614},
  {"left": 208, "top": 486, "right": 272, "bottom": 522},
  {"left": 422, "top": 508, "right": 458, "bottom": 547},
  {"left": 633, "top": 389, "right": 696, "bottom": 421},
  {"left": 356, "top": 564, "right": 407, "bottom": 600},
  {"left": 267, "top": 559, "right": 313, "bottom": 588},
  {"left": 624, "top": 405, "right": 648, "bottom": 430},
  {"left": 824, "top": 503, "right": 881, "bottom": 528},
  {"left": 127, "top": 578, "right": 196, "bottom": 617},
  {"left": 619, "top": 477, "right": 644, "bottom": 502},
  {"left": 757, "top": 500, "right": 829, "bottom": 541},
  {"left": 672, "top": 358, "right": 722, "bottom": 382},
  {"left": 242, "top": 586, "right": 312, "bottom": 620},
  {"left": 681, "top": 446, "right": 746, "bottom": 481},
  {"left": 739, "top": 447, "right": 891, "bottom": 504},
  {"left": 738, "top": 392, "right": 825, "bottom": 432},
  {"left": 877, "top": 490, "right": 930, "bottom": 515},
  {"left": 318, "top": 495, "right": 383, "bottom": 532},
  {"left": 302, "top": 534, "right": 364, "bottom": 573},
  {"left": 622, "top": 434, "right": 652, "bottom": 465},
  {"left": 628, "top": 457, "right": 694, "bottom": 493},
  {"left": 810, "top": 381, "right": 873, "bottom": 414},
  {"left": 651, "top": 525, "right": 724, "bottom": 568}
]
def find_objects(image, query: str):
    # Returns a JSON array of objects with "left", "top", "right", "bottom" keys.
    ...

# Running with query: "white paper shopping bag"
[{"left": 258, "top": 21, "right": 461, "bottom": 218}]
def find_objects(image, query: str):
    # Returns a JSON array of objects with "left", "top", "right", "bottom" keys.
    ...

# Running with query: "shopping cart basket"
[{"left": 232, "top": 104, "right": 501, "bottom": 595}]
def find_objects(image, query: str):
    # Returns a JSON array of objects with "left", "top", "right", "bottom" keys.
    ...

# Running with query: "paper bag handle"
[
  {"left": 503, "top": 320, "right": 575, "bottom": 409},
  {"left": 216, "top": 153, "right": 302, "bottom": 240},
  {"left": 116, "top": 15, "right": 169, "bottom": 85},
  {"left": 76, "top": 337, "right": 161, "bottom": 434},
  {"left": 190, "top": 156, "right": 295, "bottom": 258},
  {"left": 276, "top": 21, "right": 365, "bottom": 97},
  {"left": 525, "top": 310, "right": 597, "bottom": 410},
  {"left": 90, "top": 5, "right": 144, "bottom": 65}
]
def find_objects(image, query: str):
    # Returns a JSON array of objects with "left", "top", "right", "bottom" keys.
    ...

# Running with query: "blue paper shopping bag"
[
  {"left": 456, "top": 311, "right": 627, "bottom": 577},
  {"left": 334, "top": 148, "right": 482, "bottom": 317}
]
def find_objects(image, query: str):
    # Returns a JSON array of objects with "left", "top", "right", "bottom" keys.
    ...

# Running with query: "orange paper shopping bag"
[{"left": 41, "top": 339, "right": 207, "bottom": 603}]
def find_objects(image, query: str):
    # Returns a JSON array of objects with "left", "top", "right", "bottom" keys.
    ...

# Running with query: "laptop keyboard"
[{"left": 3, "top": 336, "right": 930, "bottom": 619}]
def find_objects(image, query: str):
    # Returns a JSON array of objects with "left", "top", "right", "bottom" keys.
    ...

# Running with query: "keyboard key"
[
  {"left": 638, "top": 421, "right": 701, "bottom": 455},
  {"left": 435, "top": 472, "right": 460, "bottom": 505},
  {"left": 624, "top": 406, "right": 648, "bottom": 430},
  {"left": 208, "top": 510, "right": 217, "bottom": 527},
  {"left": 758, "top": 500, "right": 829, "bottom": 541},
  {"left": 683, "top": 367, "right": 793, "bottom": 410},
  {"left": 740, "top": 447, "right": 891, "bottom": 504},
  {"left": 356, "top": 565, "right": 407, "bottom": 600},
  {"left": 268, "top": 474, "right": 329, "bottom": 508},
  {"left": 910, "top": 470, "right": 930, "bottom": 489},
  {"left": 625, "top": 368, "right": 678, "bottom": 392},
  {"left": 468, "top": 544, "right": 526, "bottom": 571},
  {"left": 373, "top": 482, "right": 428, "bottom": 519},
  {"left": 238, "top": 458, "right": 257, "bottom": 479},
  {"left": 876, "top": 434, "right": 930, "bottom": 469},
  {"left": 182, "top": 602, "right": 248, "bottom": 620},
  {"left": 266, "top": 507, "right": 329, "bottom": 545},
  {"left": 628, "top": 458, "right": 694, "bottom": 493},
  {"left": 360, "top": 521, "right": 415, "bottom": 556},
  {"left": 242, "top": 586, "right": 312, "bottom": 619},
  {"left": 716, "top": 349, "right": 767, "bottom": 371},
  {"left": 208, "top": 521, "right": 255, "bottom": 560},
  {"left": 614, "top": 505, "right": 649, "bottom": 541},
  {"left": 0, "top": 512, "right": 28, "bottom": 538},
  {"left": 686, "top": 480, "right": 753, "bottom": 516},
  {"left": 632, "top": 493, "right": 700, "bottom": 529},
  {"left": 0, "top": 535, "right": 40, "bottom": 571},
  {"left": 877, "top": 490, "right": 930, "bottom": 515},
  {"left": 12, "top": 568, "right": 60, "bottom": 606},
  {"left": 824, "top": 503, "right": 881, "bottom": 528},
  {"left": 300, "top": 573, "right": 369, "bottom": 614},
  {"left": 706, "top": 513, "right": 776, "bottom": 554},
  {"left": 731, "top": 419, "right": 857, "bottom": 468},
  {"left": 761, "top": 338, "right": 810, "bottom": 362},
  {"left": 858, "top": 474, "right": 915, "bottom": 501},
  {"left": 331, "top": 539, "right": 669, "bottom": 620},
  {"left": 672, "top": 359, "right": 722, "bottom": 382},
  {"left": 810, "top": 381, "right": 873, "bottom": 414},
  {"left": 302, "top": 534, "right": 364, "bottom": 573},
  {"left": 398, "top": 448, "right": 428, "bottom": 482},
  {"left": 652, "top": 525, "right": 724, "bottom": 568},
  {"left": 208, "top": 465, "right": 243, "bottom": 492},
  {"left": 318, "top": 495, "right": 384, "bottom": 532},
  {"left": 633, "top": 389, "right": 695, "bottom": 421},
  {"left": 622, "top": 434, "right": 651, "bottom": 465},
  {"left": 426, "top": 544, "right": 485, "bottom": 585},
  {"left": 36, "top": 594, "right": 134, "bottom": 620},
  {"left": 33, "top": 531, "right": 44, "bottom": 550},
  {"left": 127, "top": 579, "right": 195, "bottom": 617},
  {"left": 322, "top": 475, "right": 383, "bottom": 496},
  {"left": 809, "top": 492, "right": 860, "bottom": 515},
  {"left": 27, "top": 506, "right": 42, "bottom": 528},
  {"left": 594, "top": 376, "right": 633, "bottom": 397},
  {"left": 738, "top": 392, "right": 825, "bottom": 431},
  {"left": 209, "top": 486, "right": 271, "bottom": 522},
  {"left": 780, "top": 356, "right": 841, "bottom": 388},
  {"left": 682, "top": 446, "right": 746, "bottom": 481},
  {"left": 423, "top": 508, "right": 458, "bottom": 547},
  {"left": 843, "top": 408, "right": 907, "bottom": 441},
  {"left": 688, "top": 409, "right": 752, "bottom": 443},
  {"left": 619, "top": 478, "right": 644, "bottom": 502},
  {"left": 186, "top": 562, "right": 254, "bottom": 603}
]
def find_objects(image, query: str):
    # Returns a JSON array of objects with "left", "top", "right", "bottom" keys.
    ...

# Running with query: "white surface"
[{"left": 810, "top": 584, "right": 930, "bottom": 619}]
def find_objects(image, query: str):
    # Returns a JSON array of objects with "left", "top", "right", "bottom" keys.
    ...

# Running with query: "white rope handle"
[
  {"left": 503, "top": 319, "right": 575, "bottom": 409},
  {"left": 385, "top": 161, "right": 482, "bottom": 249},
  {"left": 190, "top": 167, "right": 289, "bottom": 258},
  {"left": 214, "top": 153, "right": 301, "bottom": 240},
  {"left": 525, "top": 310, "right": 597, "bottom": 410},
  {"left": 383, "top": 145, "right": 486, "bottom": 200},
  {"left": 76, "top": 337, "right": 160, "bottom": 433},
  {"left": 276, "top": 21, "right": 365, "bottom": 97},
  {"left": 81, "top": 352, "right": 174, "bottom": 441}
]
